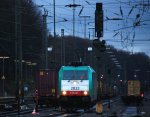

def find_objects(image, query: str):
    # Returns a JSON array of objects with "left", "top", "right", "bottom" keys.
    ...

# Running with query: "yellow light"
[
  {"left": 84, "top": 91, "right": 88, "bottom": 95},
  {"left": 62, "top": 91, "right": 67, "bottom": 95},
  {"left": 40, "top": 71, "right": 44, "bottom": 75}
]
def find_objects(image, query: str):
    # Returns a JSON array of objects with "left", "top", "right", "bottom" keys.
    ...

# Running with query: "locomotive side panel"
[{"left": 90, "top": 71, "right": 97, "bottom": 101}]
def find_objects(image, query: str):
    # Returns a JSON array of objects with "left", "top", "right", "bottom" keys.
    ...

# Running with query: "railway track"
[
  {"left": 0, "top": 105, "right": 57, "bottom": 117},
  {"left": 0, "top": 96, "right": 121, "bottom": 117},
  {"left": 39, "top": 97, "right": 121, "bottom": 117},
  {"left": 0, "top": 96, "right": 34, "bottom": 116},
  {"left": 0, "top": 98, "right": 147, "bottom": 117}
]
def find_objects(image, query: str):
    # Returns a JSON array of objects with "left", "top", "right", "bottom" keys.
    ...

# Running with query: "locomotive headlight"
[
  {"left": 73, "top": 81, "right": 77, "bottom": 85},
  {"left": 83, "top": 91, "right": 88, "bottom": 95},
  {"left": 62, "top": 91, "right": 67, "bottom": 95}
]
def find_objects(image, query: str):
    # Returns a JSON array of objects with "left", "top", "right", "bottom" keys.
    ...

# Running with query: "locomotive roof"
[{"left": 60, "top": 66, "right": 95, "bottom": 73}]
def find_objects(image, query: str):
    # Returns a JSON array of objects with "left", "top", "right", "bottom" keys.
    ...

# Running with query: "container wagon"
[
  {"left": 121, "top": 80, "right": 144, "bottom": 105},
  {"left": 35, "top": 69, "right": 58, "bottom": 107}
]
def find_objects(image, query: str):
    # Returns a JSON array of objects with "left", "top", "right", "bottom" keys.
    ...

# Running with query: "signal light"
[
  {"left": 95, "top": 3, "right": 103, "bottom": 38},
  {"left": 140, "top": 93, "right": 144, "bottom": 97},
  {"left": 92, "top": 39, "right": 106, "bottom": 52}
]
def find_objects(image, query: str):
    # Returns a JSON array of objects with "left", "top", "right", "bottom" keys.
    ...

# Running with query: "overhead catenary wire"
[{"left": 1, "top": 1, "right": 150, "bottom": 49}]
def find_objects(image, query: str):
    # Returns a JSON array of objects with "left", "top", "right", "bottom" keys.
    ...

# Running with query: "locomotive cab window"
[{"left": 63, "top": 70, "right": 88, "bottom": 80}]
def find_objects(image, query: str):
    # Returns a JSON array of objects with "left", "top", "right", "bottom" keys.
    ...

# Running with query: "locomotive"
[{"left": 58, "top": 65, "right": 97, "bottom": 110}]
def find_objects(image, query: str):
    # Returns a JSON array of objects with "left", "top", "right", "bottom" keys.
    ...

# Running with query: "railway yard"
[
  {"left": 0, "top": 95, "right": 150, "bottom": 117},
  {"left": 1, "top": 0, "right": 150, "bottom": 117}
]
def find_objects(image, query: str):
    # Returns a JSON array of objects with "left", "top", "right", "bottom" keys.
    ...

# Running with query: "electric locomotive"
[{"left": 58, "top": 64, "right": 97, "bottom": 110}]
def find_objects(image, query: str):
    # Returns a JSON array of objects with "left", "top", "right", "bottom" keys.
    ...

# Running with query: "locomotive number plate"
[{"left": 71, "top": 87, "right": 79, "bottom": 90}]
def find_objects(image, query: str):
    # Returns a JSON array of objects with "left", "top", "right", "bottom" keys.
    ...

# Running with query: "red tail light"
[{"left": 140, "top": 93, "right": 144, "bottom": 97}]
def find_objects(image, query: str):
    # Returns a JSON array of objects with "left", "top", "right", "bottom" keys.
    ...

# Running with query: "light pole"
[
  {"left": 79, "top": 16, "right": 90, "bottom": 38},
  {"left": 48, "top": 46, "right": 53, "bottom": 67},
  {"left": 0, "top": 56, "right": 9, "bottom": 96},
  {"left": 53, "top": 0, "right": 56, "bottom": 38},
  {"left": 65, "top": 1, "right": 81, "bottom": 37},
  {"left": 88, "top": 47, "right": 92, "bottom": 66}
]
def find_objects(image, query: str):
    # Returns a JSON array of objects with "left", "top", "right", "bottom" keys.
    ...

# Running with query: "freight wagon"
[
  {"left": 35, "top": 69, "right": 58, "bottom": 107},
  {"left": 121, "top": 80, "right": 144, "bottom": 105}
]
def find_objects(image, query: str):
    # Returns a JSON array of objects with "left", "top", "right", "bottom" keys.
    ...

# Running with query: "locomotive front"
[{"left": 58, "top": 66, "right": 97, "bottom": 109}]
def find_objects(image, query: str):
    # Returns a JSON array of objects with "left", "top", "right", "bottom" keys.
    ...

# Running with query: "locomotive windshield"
[{"left": 63, "top": 70, "right": 88, "bottom": 80}]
